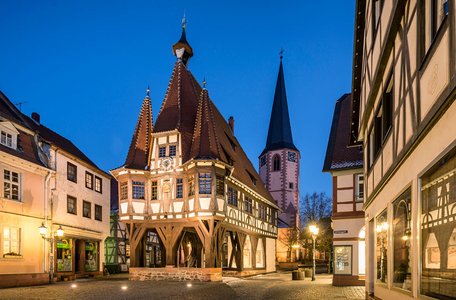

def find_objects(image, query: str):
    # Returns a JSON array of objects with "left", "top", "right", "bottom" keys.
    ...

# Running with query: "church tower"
[{"left": 259, "top": 55, "right": 300, "bottom": 229}]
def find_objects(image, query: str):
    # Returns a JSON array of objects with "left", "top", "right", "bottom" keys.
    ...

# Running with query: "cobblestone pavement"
[{"left": 0, "top": 272, "right": 365, "bottom": 300}]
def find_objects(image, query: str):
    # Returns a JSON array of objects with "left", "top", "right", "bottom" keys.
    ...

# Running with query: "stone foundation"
[
  {"left": 222, "top": 269, "right": 270, "bottom": 277},
  {"left": 129, "top": 267, "right": 222, "bottom": 282},
  {"left": 0, "top": 273, "right": 49, "bottom": 288}
]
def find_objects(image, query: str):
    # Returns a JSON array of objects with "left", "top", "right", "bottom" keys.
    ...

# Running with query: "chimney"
[
  {"left": 228, "top": 116, "right": 234, "bottom": 133},
  {"left": 31, "top": 112, "right": 40, "bottom": 124}
]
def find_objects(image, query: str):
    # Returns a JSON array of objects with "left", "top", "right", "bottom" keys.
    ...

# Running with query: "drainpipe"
[{"left": 43, "top": 171, "right": 51, "bottom": 273}]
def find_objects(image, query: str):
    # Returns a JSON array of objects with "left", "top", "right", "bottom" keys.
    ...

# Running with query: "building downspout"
[{"left": 43, "top": 171, "right": 52, "bottom": 273}]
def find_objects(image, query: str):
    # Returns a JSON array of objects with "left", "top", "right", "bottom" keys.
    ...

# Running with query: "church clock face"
[
  {"left": 288, "top": 151, "right": 297, "bottom": 162},
  {"left": 160, "top": 157, "right": 174, "bottom": 171}
]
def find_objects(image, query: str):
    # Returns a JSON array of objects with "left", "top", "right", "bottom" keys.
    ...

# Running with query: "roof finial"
[
  {"left": 279, "top": 48, "right": 284, "bottom": 60},
  {"left": 146, "top": 85, "right": 150, "bottom": 98},
  {"left": 202, "top": 78, "right": 207, "bottom": 89},
  {"left": 182, "top": 12, "right": 187, "bottom": 30}
]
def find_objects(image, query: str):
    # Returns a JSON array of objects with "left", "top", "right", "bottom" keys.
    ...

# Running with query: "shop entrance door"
[{"left": 75, "top": 239, "right": 84, "bottom": 274}]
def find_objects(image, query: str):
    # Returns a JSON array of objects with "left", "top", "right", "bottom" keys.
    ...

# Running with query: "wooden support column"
[
  {"left": 129, "top": 223, "right": 146, "bottom": 267},
  {"left": 156, "top": 225, "right": 183, "bottom": 266}
]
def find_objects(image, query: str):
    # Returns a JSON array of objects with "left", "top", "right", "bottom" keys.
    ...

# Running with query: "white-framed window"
[
  {"left": 94, "top": 176, "right": 102, "bottom": 193},
  {"left": 3, "top": 169, "right": 20, "bottom": 201},
  {"left": 355, "top": 174, "right": 364, "bottom": 202},
  {"left": 0, "top": 131, "right": 13, "bottom": 148},
  {"left": 132, "top": 181, "right": 145, "bottom": 199},
  {"left": 3, "top": 226, "right": 21, "bottom": 256}
]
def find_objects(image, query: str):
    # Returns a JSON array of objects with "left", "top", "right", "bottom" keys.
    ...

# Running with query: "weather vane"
[
  {"left": 202, "top": 78, "right": 207, "bottom": 88},
  {"left": 279, "top": 48, "right": 284, "bottom": 60},
  {"left": 146, "top": 85, "right": 150, "bottom": 97},
  {"left": 182, "top": 12, "right": 187, "bottom": 30}
]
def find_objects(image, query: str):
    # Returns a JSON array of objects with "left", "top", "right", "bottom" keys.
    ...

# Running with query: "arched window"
[{"left": 273, "top": 155, "right": 281, "bottom": 171}]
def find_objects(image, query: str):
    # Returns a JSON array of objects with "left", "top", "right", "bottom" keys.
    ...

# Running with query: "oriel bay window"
[
  {"left": 151, "top": 181, "right": 158, "bottom": 200},
  {"left": 216, "top": 175, "right": 225, "bottom": 196},
  {"left": 176, "top": 178, "right": 183, "bottom": 198},
  {"left": 188, "top": 175, "right": 195, "bottom": 196},
  {"left": 392, "top": 189, "right": 411, "bottom": 291},
  {"left": 120, "top": 182, "right": 128, "bottom": 200},
  {"left": 421, "top": 149, "right": 456, "bottom": 299},
  {"left": 132, "top": 181, "right": 145, "bottom": 199},
  {"left": 3, "top": 169, "right": 20, "bottom": 201},
  {"left": 199, "top": 173, "right": 211, "bottom": 194}
]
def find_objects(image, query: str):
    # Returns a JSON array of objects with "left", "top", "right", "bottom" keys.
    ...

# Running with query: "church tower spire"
[
  {"left": 259, "top": 54, "right": 300, "bottom": 231},
  {"left": 261, "top": 53, "right": 297, "bottom": 156}
]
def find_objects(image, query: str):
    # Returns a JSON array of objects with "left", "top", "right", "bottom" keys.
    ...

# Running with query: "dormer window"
[
  {"left": 1, "top": 131, "right": 13, "bottom": 148},
  {"left": 0, "top": 122, "right": 19, "bottom": 150}
]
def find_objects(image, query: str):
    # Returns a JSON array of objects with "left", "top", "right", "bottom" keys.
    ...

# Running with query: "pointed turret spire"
[
  {"left": 124, "top": 88, "right": 153, "bottom": 169},
  {"left": 172, "top": 14, "right": 193, "bottom": 66},
  {"left": 261, "top": 54, "right": 297, "bottom": 155},
  {"left": 190, "top": 87, "right": 221, "bottom": 160}
]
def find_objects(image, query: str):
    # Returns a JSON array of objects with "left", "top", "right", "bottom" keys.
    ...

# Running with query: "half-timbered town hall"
[{"left": 110, "top": 23, "right": 278, "bottom": 279}]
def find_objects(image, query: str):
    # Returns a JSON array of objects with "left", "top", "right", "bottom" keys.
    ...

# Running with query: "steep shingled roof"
[
  {"left": 323, "top": 93, "right": 363, "bottom": 172},
  {"left": 154, "top": 60, "right": 201, "bottom": 163},
  {"left": 190, "top": 88, "right": 222, "bottom": 159},
  {"left": 261, "top": 59, "right": 297, "bottom": 156},
  {"left": 0, "top": 90, "right": 106, "bottom": 174},
  {"left": 124, "top": 93, "right": 153, "bottom": 169}
]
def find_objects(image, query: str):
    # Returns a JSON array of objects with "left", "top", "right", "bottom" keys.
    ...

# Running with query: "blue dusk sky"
[{"left": 0, "top": 1, "right": 355, "bottom": 197}]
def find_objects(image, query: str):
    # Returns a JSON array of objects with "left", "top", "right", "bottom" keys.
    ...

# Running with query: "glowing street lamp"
[
  {"left": 38, "top": 223, "right": 64, "bottom": 283},
  {"left": 309, "top": 224, "right": 319, "bottom": 281}
]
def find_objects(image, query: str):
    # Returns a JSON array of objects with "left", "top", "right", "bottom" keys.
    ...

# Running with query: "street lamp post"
[
  {"left": 39, "top": 223, "right": 64, "bottom": 284},
  {"left": 309, "top": 224, "right": 319, "bottom": 281}
]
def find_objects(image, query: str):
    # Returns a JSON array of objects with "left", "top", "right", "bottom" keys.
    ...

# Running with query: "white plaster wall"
[
  {"left": 266, "top": 237, "right": 276, "bottom": 272},
  {"left": 51, "top": 151, "right": 110, "bottom": 269},
  {"left": 337, "top": 174, "right": 353, "bottom": 188},
  {"left": 333, "top": 218, "right": 365, "bottom": 238}
]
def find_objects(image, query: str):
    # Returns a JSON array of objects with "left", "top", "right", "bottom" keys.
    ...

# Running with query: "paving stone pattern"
[{"left": 0, "top": 272, "right": 365, "bottom": 300}]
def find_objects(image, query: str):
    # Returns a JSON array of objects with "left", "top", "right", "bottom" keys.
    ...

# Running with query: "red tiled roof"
[
  {"left": 124, "top": 95, "right": 153, "bottom": 169},
  {"left": 145, "top": 58, "right": 275, "bottom": 204},
  {"left": 323, "top": 93, "right": 363, "bottom": 172}
]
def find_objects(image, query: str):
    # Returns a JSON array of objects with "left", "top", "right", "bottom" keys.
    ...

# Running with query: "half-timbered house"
[
  {"left": 351, "top": 0, "right": 455, "bottom": 298},
  {"left": 324, "top": 93, "right": 365, "bottom": 286},
  {"left": 110, "top": 24, "right": 278, "bottom": 279}
]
